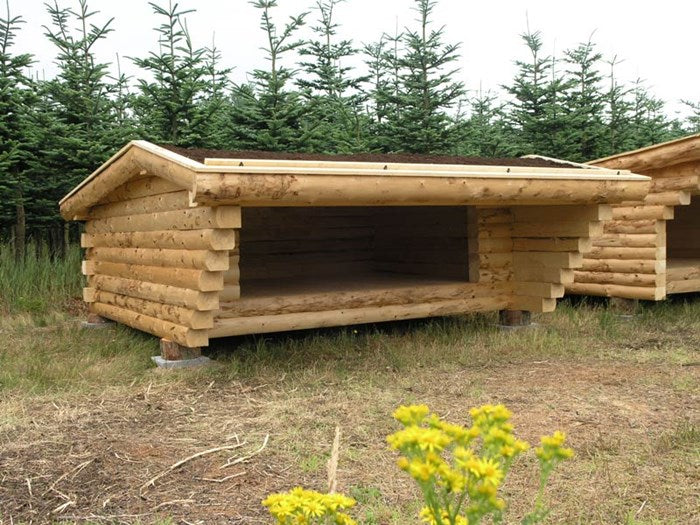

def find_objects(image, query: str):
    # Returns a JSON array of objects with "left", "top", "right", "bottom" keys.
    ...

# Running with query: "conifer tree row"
[{"left": 0, "top": 0, "right": 695, "bottom": 250}]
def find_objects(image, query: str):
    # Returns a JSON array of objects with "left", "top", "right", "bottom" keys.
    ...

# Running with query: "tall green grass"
[{"left": 0, "top": 242, "right": 84, "bottom": 314}]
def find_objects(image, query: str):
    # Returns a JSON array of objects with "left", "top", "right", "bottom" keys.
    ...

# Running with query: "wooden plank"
[
  {"left": 89, "top": 274, "right": 219, "bottom": 311},
  {"left": 91, "top": 302, "right": 208, "bottom": 347},
  {"left": 81, "top": 229, "right": 237, "bottom": 250},
  {"left": 85, "top": 206, "right": 241, "bottom": 233}
]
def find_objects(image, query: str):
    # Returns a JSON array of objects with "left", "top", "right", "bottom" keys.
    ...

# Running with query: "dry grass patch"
[{"left": 0, "top": 298, "right": 698, "bottom": 523}]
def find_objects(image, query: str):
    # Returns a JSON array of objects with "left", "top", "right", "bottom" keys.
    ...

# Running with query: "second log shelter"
[
  {"left": 568, "top": 133, "right": 700, "bottom": 300},
  {"left": 60, "top": 141, "right": 649, "bottom": 359}
]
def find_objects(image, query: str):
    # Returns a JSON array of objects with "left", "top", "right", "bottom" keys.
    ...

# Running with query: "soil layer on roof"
[{"left": 161, "top": 145, "right": 578, "bottom": 169}]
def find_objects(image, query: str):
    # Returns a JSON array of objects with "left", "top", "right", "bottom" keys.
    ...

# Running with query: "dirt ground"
[{"left": 1, "top": 349, "right": 698, "bottom": 524}]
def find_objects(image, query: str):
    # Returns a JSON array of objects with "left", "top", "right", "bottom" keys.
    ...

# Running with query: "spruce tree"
[
  {"left": 131, "top": 1, "right": 211, "bottom": 146},
  {"left": 382, "top": 0, "right": 464, "bottom": 153},
  {"left": 30, "top": 0, "right": 125, "bottom": 251},
  {"left": 227, "top": 0, "right": 308, "bottom": 151},
  {"left": 297, "top": 0, "right": 368, "bottom": 152},
  {"left": 602, "top": 55, "right": 633, "bottom": 155},
  {"left": 682, "top": 100, "right": 700, "bottom": 134},
  {"left": 629, "top": 78, "right": 672, "bottom": 148},
  {"left": 560, "top": 38, "right": 606, "bottom": 161},
  {"left": 452, "top": 90, "right": 512, "bottom": 157},
  {"left": 0, "top": 0, "right": 33, "bottom": 255},
  {"left": 503, "top": 29, "right": 570, "bottom": 157}
]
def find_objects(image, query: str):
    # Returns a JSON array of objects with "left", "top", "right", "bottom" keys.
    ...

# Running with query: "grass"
[
  {"left": 0, "top": 241, "right": 84, "bottom": 315},
  {"left": 0, "top": 245, "right": 698, "bottom": 523}
]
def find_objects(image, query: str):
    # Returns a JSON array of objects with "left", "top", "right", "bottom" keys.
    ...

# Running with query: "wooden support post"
[
  {"left": 498, "top": 309, "right": 532, "bottom": 327},
  {"left": 160, "top": 338, "right": 202, "bottom": 361}
]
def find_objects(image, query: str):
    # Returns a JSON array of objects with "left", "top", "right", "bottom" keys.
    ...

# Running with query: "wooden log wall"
[
  {"left": 466, "top": 205, "right": 603, "bottom": 313},
  {"left": 81, "top": 176, "right": 240, "bottom": 347},
  {"left": 372, "top": 207, "right": 469, "bottom": 280},
  {"left": 570, "top": 159, "right": 700, "bottom": 300},
  {"left": 239, "top": 207, "right": 374, "bottom": 281}
]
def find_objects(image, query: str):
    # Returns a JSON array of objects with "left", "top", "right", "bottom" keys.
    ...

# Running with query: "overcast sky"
[{"left": 10, "top": 0, "right": 699, "bottom": 118}]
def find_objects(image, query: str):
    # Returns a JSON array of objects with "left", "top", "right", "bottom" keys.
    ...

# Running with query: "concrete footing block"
[{"left": 151, "top": 355, "right": 213, "bottom": 369}]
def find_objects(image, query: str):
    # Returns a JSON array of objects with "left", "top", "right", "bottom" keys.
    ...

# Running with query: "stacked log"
[
  {"left": 572, "top": 155, "right": 700, "bottom": 300},
  {"left": 507, "top": 205, "right": 606, "bottom": 312},
  {"left": 81, "top": 177, "right": 239, "bottom": 347}
]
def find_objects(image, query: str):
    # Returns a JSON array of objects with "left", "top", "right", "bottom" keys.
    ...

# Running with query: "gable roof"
[
  {"left": 60, "top": 140, "right": 649, "bottom": 220},
  {"left": 590, "top": 133, "right": 700, "bottom": 172}
]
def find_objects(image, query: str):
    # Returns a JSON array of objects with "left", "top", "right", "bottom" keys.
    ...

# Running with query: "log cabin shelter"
[
  {"left": 567, "top": 133, "right": 700, "bottom": 301},
  {"left": 60, "top": 140, "right": 650, "bottom": 358}
]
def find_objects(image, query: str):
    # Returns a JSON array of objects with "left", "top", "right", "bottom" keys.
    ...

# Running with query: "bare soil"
[{"left": 1, "top": 355, "right": 697, "bottom": 524}]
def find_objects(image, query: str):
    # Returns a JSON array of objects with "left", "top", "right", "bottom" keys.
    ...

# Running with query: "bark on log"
[
  {"left": 612, "top": 205, "right": 674, "bottom": 221},
  {"left": 573, "top": 270, "right": 662, "bottom": 287},
  {"left": 87, "top": 191, "right": 192, "bottom": 219},
  {"left": 81, "top": 229, "right": 236, "bottom": 251},
  {"left": 89, "top": 274, "right": 219, "bottom": 310},
  {"left": 85, "top": 206, "right": 241, "bottom": 233},
  {"left": 566, "top": 282, "right": 665, "bottom": 301},
  {"left": 88, "top": 260, "right": 224, "bottom": 291},
  {"left": 90, "top": 302, "right": 208, "bottom": 347},
  {"left": 193, "top": 173, "right": 649, "bottom": 207},
  {"left": 585, "top": 246, "right": 663, "bottom": 260},
  {"left": 88, "top": 246, "right": 229, "bottom": 271},
  {"left": 89, "top": 289, "right": 214, "bottom": 328},
  {"left": 209, "top": 295, "right": 510, "bottom": 338},
  {"left": 580, "top": 258, "right": 663, "bottom": 274},
  {"left": 593, "top": 233, "right": 662, "bottom": 248},
  {"left": 604, "top": 220, "right": 664, "bottom": 235}
]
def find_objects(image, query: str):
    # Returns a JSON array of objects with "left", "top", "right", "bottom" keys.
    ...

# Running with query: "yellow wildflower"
[{"left": 393, "top": 404, "right": 430, "bottom": 426}]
